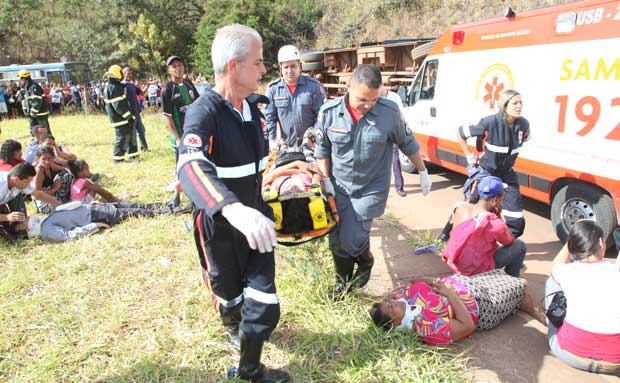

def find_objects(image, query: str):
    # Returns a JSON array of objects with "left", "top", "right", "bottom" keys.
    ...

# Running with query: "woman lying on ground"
[
  {"left": 369, "top": 269, "right": 546, "bottom": 346},
  {"left": 67, "top": 159, "right": 118, "bottom": 203},
  {"left": 545, "top": 220, "right": 620, "bottom": 375}
]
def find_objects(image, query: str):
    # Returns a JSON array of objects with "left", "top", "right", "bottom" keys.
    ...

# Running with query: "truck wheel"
[
  {"left": 301, "top": 50, "right": 325, "bottom": 62},
  {"left": 399, "top": 150, "right": 415, "bottom": 173},
  {"left": 302, "top": 61, "right": 325, "bottom": 71},
  {"left": 551, "top": 183, "right": 617, "bottom": 244}
]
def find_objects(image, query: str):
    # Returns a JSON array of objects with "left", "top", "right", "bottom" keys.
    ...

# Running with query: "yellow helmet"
[
  {"left": 18, "top": 69, "right": 31, "bottom": 78},
  {"left": 104, "top": 64, "right": 123, "bottom": 79}
]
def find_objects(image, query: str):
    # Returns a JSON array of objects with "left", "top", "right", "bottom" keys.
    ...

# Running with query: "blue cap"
[{"left": 478, "top": 176, "right": 504, "bottom": 198}]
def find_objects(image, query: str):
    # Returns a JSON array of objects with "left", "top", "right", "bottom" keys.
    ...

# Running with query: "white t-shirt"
[
  {"left": 552, "top": 260, "right": 620, "bottom": 334},
  {"left": 147, "top": 84, "right": 159, "bottom": 97},
  {"left": 0, "top": 171, "right": 34, "bottom": 204}
]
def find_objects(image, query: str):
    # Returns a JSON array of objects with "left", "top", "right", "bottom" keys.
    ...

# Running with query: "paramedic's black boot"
[
  {"left": 166, "top": 190, "right": 181, "bottom": 209},
  {"left": 228, "top": 337, "right": 289, "bottom": 382},
  {"left": 437, "top": 221, "right": 453, "bottom": 242},
  {"left": 221, "top": 304, "right": 242, "bottom": 350},
  {"left": 330, "top": 253, "right": 355, "bottom": 300},
  {"left": 351, "top": 250, "right": 374, "bottom": 290}
]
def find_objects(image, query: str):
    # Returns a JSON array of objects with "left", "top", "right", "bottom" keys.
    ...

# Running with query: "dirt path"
[{"left": 363, "top": 169, "right": 620, "bottom": 383}]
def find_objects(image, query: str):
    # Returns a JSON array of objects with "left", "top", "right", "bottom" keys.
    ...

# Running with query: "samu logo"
[{"left": 475, "top": 64, "right": 514, "bottom": 110}]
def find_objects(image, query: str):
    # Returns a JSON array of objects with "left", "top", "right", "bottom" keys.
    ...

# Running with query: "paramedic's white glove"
[
  {"left": 466, "top": 153, "right": 478, "bottom": 166},
  {"left": 222, "top": 203, "right": 277, "bottom": 253},
  {"left": 322, "top": 178, "right": 335, "bottom": 196},
  {"left": 418, "top": 169, "right": 432, "bottom": 196}
]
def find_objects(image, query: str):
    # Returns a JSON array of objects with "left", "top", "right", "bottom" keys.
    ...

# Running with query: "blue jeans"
[
  {"left": 493, "top": 239, "right": 526, "bottom": 277},
  {"left": 545, "top": 278, "right": 620, "bottom": 375}
]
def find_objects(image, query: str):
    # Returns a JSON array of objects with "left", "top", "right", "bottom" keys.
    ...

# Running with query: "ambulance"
[{"left": 403, "top": 0, "right": 620, "bottom": 242}]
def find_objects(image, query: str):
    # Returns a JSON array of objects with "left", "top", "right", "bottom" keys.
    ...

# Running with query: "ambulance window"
[
  {"left": 407, "top": 68, "right": 423, "bottom": 106},
  {"left": 555, "top": 12, "right": 576, "bottom": 34},
  {"left": 420, "top": 60, "right": 438, "bottom": 100}
]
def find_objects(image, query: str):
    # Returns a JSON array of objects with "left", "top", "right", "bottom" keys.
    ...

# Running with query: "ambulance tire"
[
  {"left": 399, "top": 150, "right": 415, "bottom": 173},
  {"left": 302, "top": 61, "right": 325, "bottom": 71},
  {"left": 551, "top": 183, "right": 617, "bottom": 245}
]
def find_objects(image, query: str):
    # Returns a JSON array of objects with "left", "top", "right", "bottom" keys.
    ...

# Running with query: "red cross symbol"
[
  {"left": 187, "top": 136, "right": 200, "bottom": 146},
  {"left": 483, "top": 76, "right": 504, "bottom": 109}
]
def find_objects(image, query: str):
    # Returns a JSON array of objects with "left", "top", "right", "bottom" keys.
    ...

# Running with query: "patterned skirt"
[{"left": 451, "top": 269, "right": 526, "bottom": 330}]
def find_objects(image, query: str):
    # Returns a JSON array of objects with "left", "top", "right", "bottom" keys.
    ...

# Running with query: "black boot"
[
  {"left": 221, "top": 304, "right": 242, "bottom": 350},
  {"left": 437, "top": 221, "right": 453, "bottom": 242},
  {"left": 350, "top": 250, "right": 374, "bottom": 290},
  {"left": 330, "top": 253, "right": 355, "bottom": 299},
  {"left": 228, "top": 336, "right": 289, "bottom": 383}
]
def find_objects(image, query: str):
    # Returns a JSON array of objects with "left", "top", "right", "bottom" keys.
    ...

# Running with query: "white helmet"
[
  {"left": 277, "top": 45, "right": 300, "bottom": 63},
  {"left": 27, "top": 215, "right": 42, "bottom": 238}
]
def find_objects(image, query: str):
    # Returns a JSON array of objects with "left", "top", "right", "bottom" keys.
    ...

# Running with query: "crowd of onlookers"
[{"left": 0, "top": 78, "right": 179, "bottom": 120}]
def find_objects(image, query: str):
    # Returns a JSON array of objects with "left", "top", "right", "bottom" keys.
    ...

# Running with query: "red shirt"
[
  {"left": 286, "top": 84, "right": 296, "bottom": 95},
  {"left": 0, "top": 159, "right": 24, "bottom": 171},
  {"left": 345, "top": 98, "right": 364, "bottom": 125}
]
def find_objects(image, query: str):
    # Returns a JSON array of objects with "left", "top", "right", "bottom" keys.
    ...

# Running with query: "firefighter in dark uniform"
[
  {"left": 103, "top": 65, "right": 138, "bottom": 162},
  {"left": 176, "top": 25, "right": 288, "bottom": 383},
  {"left": 264, "top": 45, "right": 325, "bottom": 148},
  {"left": 18, "top": 69, "right": 51, "bottom": 137},
  {"left": 457, "top": 89, "right": 530, "bottom": 238}
]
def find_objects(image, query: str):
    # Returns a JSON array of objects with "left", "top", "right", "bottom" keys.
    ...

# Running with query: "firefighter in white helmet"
[{"left": 264, "top": 45, "right": 325, "bottom": 149}]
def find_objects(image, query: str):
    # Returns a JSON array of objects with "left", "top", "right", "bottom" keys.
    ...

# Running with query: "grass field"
[{"left": 0, "top": 112, "right": 466, "bottom": 382}]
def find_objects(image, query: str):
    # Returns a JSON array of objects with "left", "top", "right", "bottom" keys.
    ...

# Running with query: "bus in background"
[
  {"left": 403, "top": 0, "right": 620, "bottom": 244},
  {"left": 0, "top": 62, "right": 92, "bottom": 85}
]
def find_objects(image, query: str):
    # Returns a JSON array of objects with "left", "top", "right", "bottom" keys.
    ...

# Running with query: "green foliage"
[{"left": 192, "top": 0, "right": 322, "bottom": 78}]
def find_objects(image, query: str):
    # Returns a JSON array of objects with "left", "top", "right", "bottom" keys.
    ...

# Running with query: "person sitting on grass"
[
  {"left": 23, "top": 200, "right": 186, "bottom": 242},
  {"left": 33, "top": 146, "right": 73, "bottom": 213},
  {"left": 442, "top": 176, "right": 526, "bottom": 277},
  {"left": 369, "top": 269, "right": 546, "bottom": 346},
  {"left": 544, "top": 220, "right": 620, "bottom": 375},
  {"left": 38, "top": 133, "right": 77, "bottom": 166},
  {"left": 1, "top": 163, "right": 60, "bottom": 242},
  {"left": 0, "top": 139, "right": 25, "bottom": 171},
  {"left": 67, "top": 159, "right": 117, "bottom": 203},
  {"left": 23, "top": 125, "right": 49, "bottom": 164}
]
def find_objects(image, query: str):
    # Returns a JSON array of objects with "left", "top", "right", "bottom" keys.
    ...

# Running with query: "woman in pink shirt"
[
  {"left": 68, "top": 160, "right": 118, "bottom": 203},
  {"left": 546, "top": 220, "right": 620, "bottom": 375}
]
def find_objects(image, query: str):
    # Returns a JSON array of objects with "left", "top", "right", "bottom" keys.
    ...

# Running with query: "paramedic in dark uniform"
[
  {"left": 18, "top": 70, "right": 51, "bottom": 137},
  {"left": 103, "top": 64, "right": 138, "bottom": 162},
  {"left": 176, "top": 24, "right": 289, "bottom": 383},
  {"left": 315, "top": 64, "right": 432, "bottom": 298},
  {"left": 264, "top": 45, "right": 325, "bottom": 148},
  {"left": 457, "top": 89, "right": 530, "bottom": 238}
]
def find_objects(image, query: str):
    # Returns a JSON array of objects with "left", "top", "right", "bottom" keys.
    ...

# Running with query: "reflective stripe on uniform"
[
  {"left": 215, "top": 156, "right": 269, "bottom": 179},
  {"left": 122, "top": 111, "right": 132, "bottom": 119},
  {"left": 110, "top": 120, "right": 129, "bottom": 127},
  {"left": 485, "top": 142, "right": 510, "bottom": 153},
  {"left": 126, "top": 152, "right": 140, "bottom": 158},
  {"left": 244, "top": 286, "right": 279, "bottom": 304},
  {"left": 27, "top": 94, "right": 43, "bottom": 99},
  {"left": 503, "top": 210, "right": 524, "bottom": 218},
  {"left": 511, "top": 147, "right": 521, "bottom": 155},
  {"left": 112, "top": 155, "right": 126, "bottom": 160},
  {"left": 216, "top": 292, "right": 244, "bottom": 308},
  {"left": 104, "top": 95, "right": 127, "bottom": 104},
  {"left": 36, "top": 112, "right": 49, "bottom": 117}
]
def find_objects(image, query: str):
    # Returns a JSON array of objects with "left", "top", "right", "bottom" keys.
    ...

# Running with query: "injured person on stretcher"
[{"left": 261, "top": 146, "right": 338, "bottom": 244}]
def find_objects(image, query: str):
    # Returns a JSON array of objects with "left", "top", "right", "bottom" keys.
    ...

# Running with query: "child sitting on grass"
[{"left": 68, "top": 159, "right": 117, "bottom": 203}]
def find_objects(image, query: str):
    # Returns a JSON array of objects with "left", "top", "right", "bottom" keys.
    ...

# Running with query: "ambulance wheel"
[
  {"left": 551, "top": 183, "right": 617, "bottom": 245},
  {"left": 399, "top": 150, "right": 415, "bottom": 173}
]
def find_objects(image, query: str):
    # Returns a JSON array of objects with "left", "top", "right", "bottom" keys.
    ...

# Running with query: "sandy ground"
[{"left": 362, "top": 168, "right": 620, "bottom": 383}]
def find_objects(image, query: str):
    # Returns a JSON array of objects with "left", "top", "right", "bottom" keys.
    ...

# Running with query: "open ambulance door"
[{"left": 400, "top": 59, "right": 440, "bottom": 173}]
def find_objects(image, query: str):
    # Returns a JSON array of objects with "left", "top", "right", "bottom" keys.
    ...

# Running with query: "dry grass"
[{"left": 0, "top": 112, "right": 466, "bottom": 382}]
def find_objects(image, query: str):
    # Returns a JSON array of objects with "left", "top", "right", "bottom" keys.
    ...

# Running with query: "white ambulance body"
[{"left": 404, "top": 0, "right": 620, "bottom": 241}]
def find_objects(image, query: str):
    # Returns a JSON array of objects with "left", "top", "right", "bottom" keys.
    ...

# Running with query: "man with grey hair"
[
  {"left": 315, "top": 64, "right": 432, "bottom": 298},
  {"left": 176, "top": 24, "right": 289, "bottom": 383}
]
